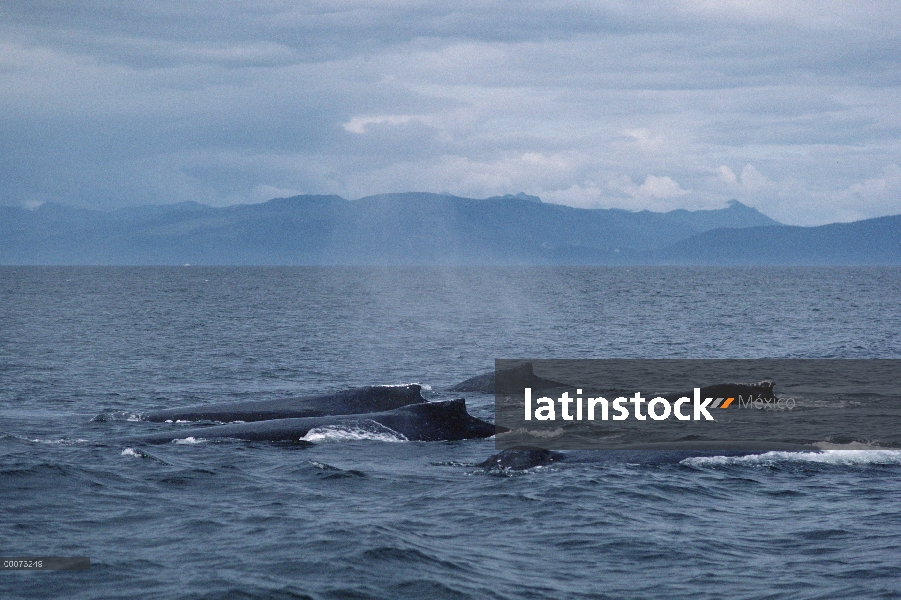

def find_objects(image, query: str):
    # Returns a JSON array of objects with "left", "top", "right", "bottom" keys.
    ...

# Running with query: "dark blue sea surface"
[{"left": 1, "top": 266, "right": 900, "bottom": 599}]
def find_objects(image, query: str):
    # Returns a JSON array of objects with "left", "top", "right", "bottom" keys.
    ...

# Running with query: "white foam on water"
[
  {"left": 529, "top": 428, "right": 565, "bottom": 439},
  {"left": 503, "top": 427, "right": 566, "bottom": 439},
  {"left": 682, "top": 449, "right": 901, "bottom": 468},
  {"left": 22, "top": 436, "right": 89, "bottom": 445},
  {"left": 121, "top": 448, "right": 142, "bottom": 457},
  {"left": 813, "top": 441, "right": 883, "bottom": 450},
  {"left": 93, "top": 412, "right": 142, "bottom": 422},
  {"left": 301, "top": 422, "right": 408, "bottom": 443},
  {"left": 379, "top": 383, "right": 432, "bottom": 391},
  {"left": 172, "top": 437, "right": 206, "bottom": 445}
]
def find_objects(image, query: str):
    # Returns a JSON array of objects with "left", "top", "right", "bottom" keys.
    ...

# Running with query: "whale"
[
  {"left": 477, "top": 441, "right": 820, "bottom": 471},
  {"left": 476, "top": 448, "right": 567, "bottom": 469},
  {"left": 138, "top": 384, "right": 427, "bottom": 423},
  {"left": 450, "top": 363, "right": 567, "bottom": 393},
  {"left": 475, "top": 448, "right": 746, "bottom": 471},
  {"left": 659, "top": 381, "right": 776, "bottom": 403},
  {"left": 129, "top": 399, "right": 497, "bottom": 444},
  {"left": 451, "top": 365, "right": 775, "bottom": 404}
]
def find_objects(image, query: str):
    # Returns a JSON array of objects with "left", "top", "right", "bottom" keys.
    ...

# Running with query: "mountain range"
[{"left": 1, "top": 193, "right": 899, "bottom": 265}]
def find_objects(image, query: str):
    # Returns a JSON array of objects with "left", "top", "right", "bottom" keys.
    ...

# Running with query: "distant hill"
[
  {"left": 0, "top": 193, "right": 777, "bottom": 265},
  {"left": 651, "top": 215, "right": 901, "bottom": 265},
  {"left": 0, "top": 192, "right": 896, "bottom": 265}
]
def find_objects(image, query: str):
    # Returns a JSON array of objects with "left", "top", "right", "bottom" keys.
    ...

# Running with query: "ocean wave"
[
  {"left": 92, "top": 411, "right": 142, "bottom": 422},
  {"left": 682, "top": 449, "right": 901, "bottom": 468},
  {"left": 309, "top": 461, "right": 365, "bottom": 478},
  {"left": 15, "top": 435, "right": 89, "bottom": 445},
  {"left": 301, "top": 422, "right": 408, "bottom": 443},
  {"left": 379, "top": 382, "right": 432, "bottom": 391},
  {"left": 502, "top": 427, "right": 566, "bottom": 439},
  {"left": 172, "top": 437, "right": 206, "bottom": 445},
  {"left": 120, "top": 447, "right": 170, "bottom": 464},
  {"left": 813, "top": 441, "right": 886, "bottom": 450}
]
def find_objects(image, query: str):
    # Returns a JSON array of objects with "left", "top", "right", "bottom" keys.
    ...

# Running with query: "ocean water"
[{"left": 1, "top": 266, "right": 900, "bottom": 599}]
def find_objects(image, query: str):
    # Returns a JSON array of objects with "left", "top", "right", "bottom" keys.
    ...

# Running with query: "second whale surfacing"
[
  {"left": 477, "top": 440, "right": 821, "bottom": 471},
  {"left": 449, "top": 362, "right": 567, "bottom": 394},
  {"left": 130, "top": 399, "right": 497, "bottom": 444},
  {"left": 140, "top": 384, "right": 427, "bottom": 423}
]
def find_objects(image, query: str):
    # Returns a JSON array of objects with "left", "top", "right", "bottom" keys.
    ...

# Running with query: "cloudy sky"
[{"left": 1, "top": 1, "right": 900, "bottom": 224}]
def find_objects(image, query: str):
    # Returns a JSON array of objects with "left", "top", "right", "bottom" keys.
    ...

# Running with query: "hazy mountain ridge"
[
  {"left": 651, "top": 215, "right": 901, "bottom": 265},
  {"left": 1, "top": 193, "right": 897, "bottom": 264}
]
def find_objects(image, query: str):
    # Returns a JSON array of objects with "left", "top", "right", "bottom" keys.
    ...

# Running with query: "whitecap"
[
  {"left": 682, "top": 449, "right": 901, "bottom": 468},
  {"left": 501, "top": 427, "right": 566, "bottom": 439},
  {"left": 813, "top": 441, "right": 882, "bottom": 450},
  {"left": 22, "top": 436, "right": 89, "bottom": 445},
  {"left": 301, "top": 421, "right": 407, "bottom": 443},
  {"left": 378, "top": 382, "right": 432, "bottom": 391},
  {"left": 92, "top": 411, "right": 142, "bottom": 422}
]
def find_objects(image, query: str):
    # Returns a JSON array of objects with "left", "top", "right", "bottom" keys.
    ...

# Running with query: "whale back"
[
  {"left": 450, "top": 363, "right": 567, "bottom": 394},
  {"left": 129, "top": 398, "right": 497, "bottom": 444},
  {"left": 374, "top": 399, "right": 497, "bottom": 441},
  {"left": 140, "top": 384, "right": 426, "bottom": 423},
  {"left": 477, "top": 448, "right": 565, "bottom": 470},
  {"left": 662, "top": 380, "right": 776, "bottom": 402}
]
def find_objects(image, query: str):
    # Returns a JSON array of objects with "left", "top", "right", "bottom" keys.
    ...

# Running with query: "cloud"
[
  {"left": 342, "top": 114, "right": 429, "bottom": 134},
  {"left": 846, "top": 163, "right": 901, "bottom": 198},
  {"left": 718, "top": 165, "right": 738, "bottom": 185},
  {"left": 251, "top": 184, "right": 300, "bottom": 202},
  {"left": 541, "top": 174, "right": 693, "bottom": 212},
  {"left": 635, "top": 175, "right": 690, "bottom": 199},
  {"left": 828, "top": 163, "right": 901, "bottom": 222},
  {"left": 0, "top": 1, "right": 899, "bottom": 224},
  {"left": 738, "top": 165, "right": 773, "bottom": 193},
  {"left": 714, "top": 164, "right": 775, "bottom": 195}
]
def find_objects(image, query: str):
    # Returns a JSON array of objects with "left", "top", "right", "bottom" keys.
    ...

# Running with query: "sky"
[{"left": 1, "top": 1, "right": 900, "bottom": 225}]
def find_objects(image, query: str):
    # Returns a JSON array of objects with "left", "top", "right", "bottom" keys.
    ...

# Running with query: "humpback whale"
[
  {"left": 130, "top": 399, "right": 497, "bottom": 444},
  {"left": 477, "top": 441, "right": 819, "bottom": 471},
  {"left": 450, "top": 363, "right": 567, "bottom": 393},
  {"left": 140, "top": 384, "right": 426, "bottom": 423},
  {"left": 477, "top": 448, "right": 566, "bottom": 470},
  {"left": 659, "top": 381, "right": 776, "bottom": 403},
  {"left": 452, "top": 363, "right": 777, "bottom": 405}
]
